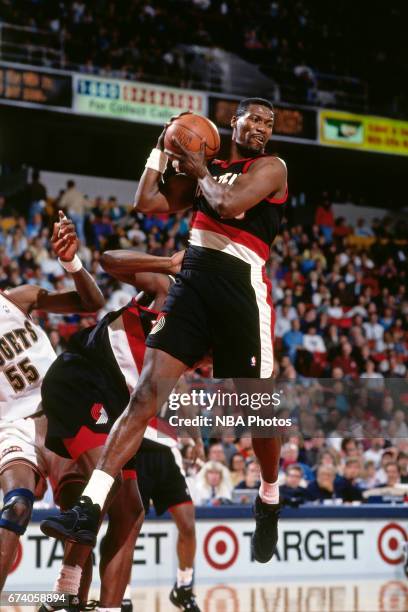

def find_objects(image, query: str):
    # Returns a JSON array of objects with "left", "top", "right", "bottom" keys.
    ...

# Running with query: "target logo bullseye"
[
  {"left": 203, "top": 526, "right": 239, "bottom": 570},
  {"left": 378, "top": 523, "right": 408, "bottom": 565}
]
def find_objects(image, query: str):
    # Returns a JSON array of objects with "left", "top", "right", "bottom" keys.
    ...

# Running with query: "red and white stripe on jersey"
[
  {"left": 107, "top": 304, "right": 145, "bottom": 393},
  {"left": 108, "top": 303, "right": 178, "bottom": 448},
  {"left": 190, "top": 211, "right": 269, "bottom": 265}
]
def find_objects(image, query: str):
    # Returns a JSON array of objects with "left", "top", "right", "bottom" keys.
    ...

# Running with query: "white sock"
[
  {"left": 177, "top": 567, "right": 194, "bottom": 587},
  {"left": 259, "top": 476, "right": 279, "bottom": 505},
  {"left": 53, "top": 564, "right": 82, "bottom": 595},
  {"left": 82, "top": 469, "right": 115, "bottom": 509},
  {"left": 124, "top": 584, "right": 131, "bottom": 599}
]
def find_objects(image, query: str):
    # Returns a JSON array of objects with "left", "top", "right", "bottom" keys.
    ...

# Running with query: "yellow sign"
[{"left": 320, "top": 110, "right": 408, "bottom": 156}]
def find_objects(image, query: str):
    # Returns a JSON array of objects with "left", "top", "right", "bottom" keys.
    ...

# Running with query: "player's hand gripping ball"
[{"left": 164, "top": 113, "right": 220, "bottom": 160}]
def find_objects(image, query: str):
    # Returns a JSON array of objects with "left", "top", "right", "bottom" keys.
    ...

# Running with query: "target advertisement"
[{"left": 6, "top": 518, "right": 407, "bottom": 588}]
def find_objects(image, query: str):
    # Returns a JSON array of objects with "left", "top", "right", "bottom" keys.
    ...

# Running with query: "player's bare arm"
[
  {"left": 100, "top": 249, "right": 184, "bottom": 282},
  {"left": 134, "top": 114, "right": 197, "bottom": 214},
  {"left": 7, "top": 212, "right": 105, "bottom": 314},
  {"left": 170, "top": 139, "right": 287, "bottom": 219}
]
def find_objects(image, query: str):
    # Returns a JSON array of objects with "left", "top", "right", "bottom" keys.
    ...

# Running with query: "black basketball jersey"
[{"left": 189, "top": 154, "right": 287, "bottom": 267}]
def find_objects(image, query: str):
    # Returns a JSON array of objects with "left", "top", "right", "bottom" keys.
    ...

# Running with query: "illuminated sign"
[
  {"left": 320, "top": 109, "right": 408, "bottom": 156},
  {"left": 0, "top": 66, "right": 71, "bottom": 108},
  {"left": 73, "top": 74, "right": 207, "bottom": 125},
  {"left": 209, "top": 97, "right": 317, "bottom": 141}
]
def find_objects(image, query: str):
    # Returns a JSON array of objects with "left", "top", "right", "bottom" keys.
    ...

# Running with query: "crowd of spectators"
[
  {"left": 1, "top": 0, "right": 407, "bottom": 115},
  {"left": 1, "top": 171, "right": 407, "bottom": 507}
]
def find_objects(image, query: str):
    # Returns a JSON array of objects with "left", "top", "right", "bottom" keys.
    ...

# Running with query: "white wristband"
[
  {"left": 145, "top": 148, "right": 168, "bottom": 173},
  {"left": 58, "top": 254, "right": 83, "bottom": 273}
]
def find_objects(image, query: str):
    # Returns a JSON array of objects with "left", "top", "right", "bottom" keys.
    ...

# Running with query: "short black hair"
[{"left": 236, "top": 97, "right": 274, "bottom": 117}]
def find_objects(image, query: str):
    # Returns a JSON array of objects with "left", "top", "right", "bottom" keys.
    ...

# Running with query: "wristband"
[
  {"left": 145, "top": 148, "right": 168, "bottom": 173},
  {"left": 58, "top": 254, "right": 83, "bottom": 273}
]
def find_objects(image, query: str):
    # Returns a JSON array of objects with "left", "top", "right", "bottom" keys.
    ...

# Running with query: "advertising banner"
[
  {"left": 6, "top": 518, "right": 407, "bottom": 588},
  {"left": 320, "top": 109, "right": 408, "bottom": 156},
  {"left": 73, "top": 74, "right": 207, "bottom": 125}
]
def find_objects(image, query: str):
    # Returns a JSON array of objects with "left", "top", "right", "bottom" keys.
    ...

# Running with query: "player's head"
[{"left": 231, "top": 97, "right": 274, "bottom": 154}]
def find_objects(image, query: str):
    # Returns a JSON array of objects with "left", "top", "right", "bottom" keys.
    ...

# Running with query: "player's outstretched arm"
[
  {"left": 100, "top": 249, "right": 184, "bottom": 282},
  {"left": 134, "top": 119, "right": 197, "bottom": 214},
  {"left": 7, "top": 213, "right": 105, "bottom": 315},
  {"left": 170, "top": 138, "right": 287, "bottom": 219},
  {"left": 100, "top": 249, "right": 184, "bottom": 310}
]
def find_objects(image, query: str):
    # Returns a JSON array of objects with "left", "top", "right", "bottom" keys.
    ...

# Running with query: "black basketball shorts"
[
  {"left": 134, "top": 440, "right": 192, "bottom": 515},
  {"left": 146, "top": 247, "right": 275, "bottom": 378}
]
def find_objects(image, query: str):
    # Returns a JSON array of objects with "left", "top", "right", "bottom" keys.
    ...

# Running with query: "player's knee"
[
  {"left": 176, "top": 515, "right": 196, "bottom": 540},
  {"left": 0, "top": 488, "right": 34, "bottom": 535},
  {"left": 130, "top": 378, "right": 159, "bottom": 422}
]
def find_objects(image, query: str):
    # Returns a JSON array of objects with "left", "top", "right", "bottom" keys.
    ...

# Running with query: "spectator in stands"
[
  {"left": 355, "top": 218, "right": 374, "bottom": 238},
  {"left": 332, "top": 342, "right": 359, "bottom": 378},
  {"left": 358, "top": 460, "right": 382, "bottom": 489},
  {"left": 234, "top": 460, "right": 261, "bottom": 491},
  {"left": 380, "top": 462, "right": 401, "bottom": 487},
  {"left": 306, "top": 465, "right": 362, "bottom": 502},
  {"left": 221, "top": 429, "right": 238, "bottom": 465},
  {"left": 283, "top": 318, "right": 304, "bottom": 363},
  {"left": 229, "top": 453, "right": 246, "bottom": 487},
  {"left": 207, "top": 442, "right": 227, "bottom": 466},
  {"left": 302, "top": 324, "right": 326, "bottom": 354},
  {"left": 338, "top": 458, "right": 363, "bottom": 500},
  {"left": 280, "top": 464, "right": 308, "bottom": 507},
  {"left": 280, "top": 442, "right": 314, "bottom": 481},
  {"left": 234, "top": 431, "right": 254, "bottom": 460},
  {"left": 193, "top": 461, "right": 233, "bottom": 506},
  {"left": 364, "top": 438, "right": 386, "bottom": 468},
  {"left": 315, "top": 196, "right": 334, "bottom": 243},
  {"left": 27, "top": 170, "right": 47, "bottom": 222},
  {"left": 397, "top": 452, "right": 408, "bottom": 484},
  {"left": 59, "top": 180, "right": 89, "bottom": 243},
  {"left": 376, "top": 449, "right": 397, "bottom": 483}
]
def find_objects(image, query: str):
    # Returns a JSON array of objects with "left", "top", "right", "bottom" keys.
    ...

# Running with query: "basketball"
[{"left": 164, "top": 113, "right": 221, "bottom": 159}]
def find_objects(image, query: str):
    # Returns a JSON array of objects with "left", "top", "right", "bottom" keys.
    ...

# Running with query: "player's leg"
[
  {"left": 143, "top": 444, "right": 200, "bottom": 612},
  {"left": 99, "top": 477, "right": 144, "bottom": 608},
  {"left": 45, "top": 448, "right": 123, "bottom": 605},
  {"left": 169, "top": 502, "right": 196, "bottom": 584},
  {"left": 41, "top": 348, "right": 187, "bottom": 544},
  {"left": 0, "top": 463, "right": 36, "bottom": 589},
  {"left": 234, "top": 378, "right": 281, "bottom": 564}
]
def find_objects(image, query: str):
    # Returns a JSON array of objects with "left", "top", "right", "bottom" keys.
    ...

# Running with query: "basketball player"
[
  {"left": 0, "top": 212, "right": 105, "bottom": 590},
  {"left": 41, "top": 98, "right": 287, "bottom": 564},
  {"left": 41, "top": 249, "right": 201, "bottom": 612}
]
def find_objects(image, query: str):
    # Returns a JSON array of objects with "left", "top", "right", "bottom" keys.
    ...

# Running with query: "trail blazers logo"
[
  {"left": 150, "top": 315, "right": 166, "bottom": 335},
  {"left": 91, "top": 403, "right": 108, "bottom": 425}
]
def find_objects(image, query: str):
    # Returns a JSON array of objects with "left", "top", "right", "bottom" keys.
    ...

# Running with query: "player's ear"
[{"left": 231, "top": 115, "right": 238, "bottom": 129}]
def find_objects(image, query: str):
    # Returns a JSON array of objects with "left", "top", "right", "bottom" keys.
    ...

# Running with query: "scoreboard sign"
[
  {"left": 209, "top": 96, "right": 317, "bottom": 142},
  {"left": 0, "top": 65, "right": 71, "bottom": 109}
]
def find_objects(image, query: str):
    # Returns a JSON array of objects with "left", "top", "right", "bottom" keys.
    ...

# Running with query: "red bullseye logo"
[
  {"left": 378, "top": 523, "right": 408, "bottom": 565},
  {"left": 8, "top": 540, "right": 23, "bottom": 574},
  {"left": 203, "top": 526, "right": 239, "bottom": 570}
]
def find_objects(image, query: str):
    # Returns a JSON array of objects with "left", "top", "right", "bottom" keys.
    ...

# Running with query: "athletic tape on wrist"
[
  {"left": 58, "top": 254, "right": 83, "bottom": 273},
  {"left": 145, "top": 148, "right": 168, "bottom": 173}
]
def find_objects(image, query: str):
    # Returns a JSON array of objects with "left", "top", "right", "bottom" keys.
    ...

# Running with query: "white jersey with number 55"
[{"left": 0, "top": 292, "right": 57, "bottom": 421}]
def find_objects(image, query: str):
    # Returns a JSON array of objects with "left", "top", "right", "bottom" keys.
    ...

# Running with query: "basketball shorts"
[
  {"left": 134, "top": 441, "right": 192, "bottom": 515},
  {"left": 41, "top": 352, "right": 128, "bottom": 460},
  {"left": 146, "top": 246, "right": 275, "bottom": 378},
  {"left": 0, "top": 412, "right": 49, "bottom": 499}
]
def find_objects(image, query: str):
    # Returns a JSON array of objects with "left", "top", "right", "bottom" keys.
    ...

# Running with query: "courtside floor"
[{"left": 2, "top": 578, "right": 407, "bottom": 612}]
